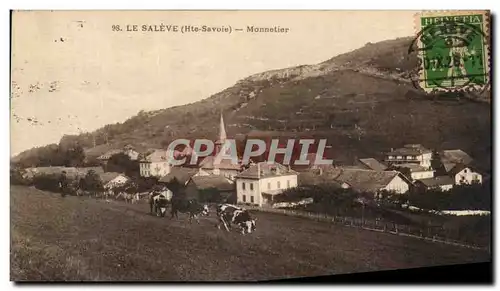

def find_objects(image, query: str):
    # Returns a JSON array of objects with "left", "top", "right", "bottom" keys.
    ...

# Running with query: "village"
[
  {"left": 9, "top": 9, "right": 493, "bottom": 282},
  {"left": 16, "top": 113, "right": 486, "bottom": 210}
]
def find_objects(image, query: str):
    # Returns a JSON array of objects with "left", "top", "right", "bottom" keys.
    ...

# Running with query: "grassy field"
[{"left": 10, "top": 185, "right": 490, "bottom": 281}]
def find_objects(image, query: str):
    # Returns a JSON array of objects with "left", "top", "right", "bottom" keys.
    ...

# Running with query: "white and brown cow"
[{"left": 216, "top": 204, "right": 257, "bottom": 235}]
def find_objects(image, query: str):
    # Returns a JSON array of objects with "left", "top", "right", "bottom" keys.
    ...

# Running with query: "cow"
[
  {"left": 115, "top": 190, "right": 140, "bottom": 204},
  {"left": 149, "top": 192, "right": 170, "bottom": 217},
  {"left": 170, "top": 198, "right": 209, "bottom": 224},
  {"left": 216, "top": 204, "right": 257, "bottom": 235}
]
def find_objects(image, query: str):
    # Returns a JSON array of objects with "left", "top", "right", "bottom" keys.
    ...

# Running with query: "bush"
[
  {"left": 106, "top": 153, "right": 139, "bottom": 177},
  {"left": 10, "top": 168, "right": 30, "bottom": 186},
  {"left": 408, "top": 182, "right": 491, "bottom": 211},
  {"left": 275, "top": 184, "right": 365, "bottom": 216},
  {"left": 135, "top": 176, "right": 159, "bottom": 193},
  {"left": 80, "top": 170, "right": 104, "bottom": 192},
  {"left": 33, "top": 174, "right": 61, "bottom": 193},
  {"left": 198, "top": 188, "right": 222, "bottom": 203}
]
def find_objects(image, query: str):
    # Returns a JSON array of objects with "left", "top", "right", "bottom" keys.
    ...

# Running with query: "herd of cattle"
[
  {"left": 150, "top": 192, "right": 257, "bottom": 235},
  {"left": 68, "top": 185, "right": 257, "bottom": 235},
  {"left": 74, "top": 188, "right": 140, "bottom": 202}
]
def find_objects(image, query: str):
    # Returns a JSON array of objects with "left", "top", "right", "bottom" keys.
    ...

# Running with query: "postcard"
[{"left": 10, "top": 10, "right": 491, "bottom": 282}]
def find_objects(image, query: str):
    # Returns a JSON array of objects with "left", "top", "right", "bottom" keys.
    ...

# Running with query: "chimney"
[
  {"left": 257, "top": 162, "right": 260, "bottom": 179},
  {"left": 319, "top": 167, "right": 323, "bottom": 176}
]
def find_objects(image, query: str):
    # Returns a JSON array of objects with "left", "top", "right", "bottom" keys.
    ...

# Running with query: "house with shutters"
[
  {"left": 384, "top": 144, "right": 433, "bottom": 168},
  {"left": 416, "top": 149, "right": 483, "bottom": 191},
  {"left": 139, "top": 149, "right": 172, "bottom": 178},
  {"left": 449, "top": 163, "right": 482, "bottom": 185},
  {"left": 235, "top": 162, "right": 298, "bottom": 206}
]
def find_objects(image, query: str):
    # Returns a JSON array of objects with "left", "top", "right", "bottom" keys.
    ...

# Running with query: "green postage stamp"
[{"left": 414, "top": 10, "right": 490, "bottom": 93}]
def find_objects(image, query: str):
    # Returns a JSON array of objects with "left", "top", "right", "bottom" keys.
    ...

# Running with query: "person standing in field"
[{"left": 59, "top": 171, "right": 68, "bottom": 197}]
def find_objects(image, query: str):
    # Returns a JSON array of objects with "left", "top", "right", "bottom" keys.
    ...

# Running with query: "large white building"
[
  {"left": 385, "top": 144, "right": 433, "bottom": 168},
  {"left": 235, "top": 162, "right": 298, "bottom": 206},
  {"left": 139, "top": 149, "right": 172, "bottom": 178}
]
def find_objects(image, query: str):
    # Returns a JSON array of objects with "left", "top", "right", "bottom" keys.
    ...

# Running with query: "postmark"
[{"left": 411, "top": 10, "right": 490, "bottom": 93}]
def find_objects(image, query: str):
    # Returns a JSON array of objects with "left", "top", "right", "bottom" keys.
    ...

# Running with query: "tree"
[
  {"left": 63, "top": 144, "right": 85, "bottom": 167},
  {"left": 81, "top": 170, "right": 104, "bottom": 192},
  {"left": 135, "top": 176, "right": 159, "bottom": 193},
  {"left": 199, "top": 188, "right": 221, "bottom": 203},
  {"left": 33, "top": 173, "right": 61, "bottom": 192},
  {"left": 407, "top": 182, "right": 491, "bottom": 211},
  {"left": 10, "top": 167, "right": 28, "bottom": 186},
  {"left": 107, "top": 152, "right": 139, "bottom": 177},
  {"left": 276, "top": 184, "right": 361, "bottom": 216},
  {"left": 168, "top": 178, "right": 186, "bottom": 198}
]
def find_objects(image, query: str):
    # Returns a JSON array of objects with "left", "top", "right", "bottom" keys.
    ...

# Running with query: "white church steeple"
[
  {"left": 217, "top": 113, "right": 227, "bottom": 144},
  {"left": 215, "top": 113, "right": 227, "bottom": 155}
]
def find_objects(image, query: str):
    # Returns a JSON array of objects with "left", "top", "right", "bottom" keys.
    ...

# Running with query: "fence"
[{"left": 244, "top": 205, "right": 490, "bottom": 252}]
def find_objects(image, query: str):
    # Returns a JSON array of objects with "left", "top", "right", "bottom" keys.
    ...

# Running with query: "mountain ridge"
[{"left": 12, "top": 36, "right": 491, "bottom": 171}]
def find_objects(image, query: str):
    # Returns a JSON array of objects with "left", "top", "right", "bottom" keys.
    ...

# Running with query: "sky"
[{"left": 10, "top": 10, "right": 416, "bottom": 156}]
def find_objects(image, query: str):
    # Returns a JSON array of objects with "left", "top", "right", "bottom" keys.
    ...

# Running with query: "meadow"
[{"left": 10, "top": 185, "right": 490, "bottom": 281}]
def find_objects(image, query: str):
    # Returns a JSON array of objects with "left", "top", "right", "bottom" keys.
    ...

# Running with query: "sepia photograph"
[{"left": 9, "top": 9, "right": 492, "bottom": 282}]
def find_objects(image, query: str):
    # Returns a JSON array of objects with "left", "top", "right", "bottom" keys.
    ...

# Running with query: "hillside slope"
[
  {"left": 11, "top": 186, "right": 490, "bottom": 281},
  {"left": 13, "top": 37, "right": 492, "bottom": 169}
]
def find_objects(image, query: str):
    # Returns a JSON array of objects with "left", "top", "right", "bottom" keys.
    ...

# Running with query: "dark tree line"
[
  {"left": 10, "top": 165, "right": 29, "bottom": 186},
  {"left": 404, "top": 182, "right": 491, "bottom": 211},
  {"left": 106, "top": 152, "right": 139, "bottom": 177},
  {"left": 272, "top": 180, "right": 491, "bottom": 215},
  {"left": 13, "top": 144, "right": 86, "bottom": 168},
  {"left": 78, "top": 170, "right": 104, "bottom": 192},
  {"left": 16, "top": 168, "right": 161, "bottom": 196},
  {"left": 274, "top": 184, "right": 365, "bottom": 216}
]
